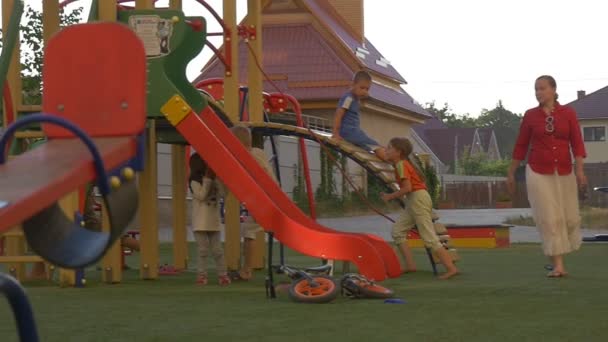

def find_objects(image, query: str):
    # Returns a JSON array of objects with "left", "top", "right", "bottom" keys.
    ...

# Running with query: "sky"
[{"left": 3, "top": 0, "right": 608, "bottom": 116}]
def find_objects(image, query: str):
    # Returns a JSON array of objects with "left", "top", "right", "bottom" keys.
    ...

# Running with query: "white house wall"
[{"left": 579, "top": 119, "right": 608, "bottom": 163}]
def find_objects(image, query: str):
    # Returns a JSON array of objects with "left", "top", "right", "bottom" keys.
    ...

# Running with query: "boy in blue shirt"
[{"left": 332, "top": 70, "right": 387, "bottom": 161}]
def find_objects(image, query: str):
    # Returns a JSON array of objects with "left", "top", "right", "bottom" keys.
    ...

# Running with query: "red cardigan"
[{"left": 512, "top": 103, "right": 586, "bottom": 175}]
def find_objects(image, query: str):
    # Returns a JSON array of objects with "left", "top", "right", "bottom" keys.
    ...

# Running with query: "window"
[{"left": 583, "top": 126, "right": 606, "bottom": 142}]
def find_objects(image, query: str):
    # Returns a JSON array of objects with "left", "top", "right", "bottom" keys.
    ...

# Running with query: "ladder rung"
[
  {"left": 0, "top": 255, "right": 45, "bottom": 263},
  {"left": 14, "top": 131, "right": 45, "bottom": 139},
  {"left": 17, "top": 105, "right": 42, "bottom": 112}
]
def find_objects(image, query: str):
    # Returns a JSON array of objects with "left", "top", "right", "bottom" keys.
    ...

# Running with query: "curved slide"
[{"left": 162, "top": 96, "right": 401, "bottom": 281}]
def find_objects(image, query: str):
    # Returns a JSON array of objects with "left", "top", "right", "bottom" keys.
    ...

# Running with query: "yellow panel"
[{"left": 161, "top": 95, "right": 191, "bottom": 126}]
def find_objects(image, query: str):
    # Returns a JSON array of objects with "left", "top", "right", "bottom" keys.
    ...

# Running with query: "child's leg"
[
  {"left": 397, "top": 241, "right": 417, "bottom": 272},
  {"left": 433, "top": 248, "right": 459, "bottom": 280},
  {"left": 209, "top": 231, "right": 230, "bottom": 285},
  {"left": 209, "top": 231, "right": 227, "bottom": 276},
  {"left": 391, "top": 209, "right": 417, "bottom": 272},
  {"left": 193, "top": 231, "right": 210, "bottom": 282},
  {"left": 240, "top": 237, "right": 256, "bottom": 279},
  {"left": 239, "top": 219, "right": 261, "bottom": 279},
  {"left": 411, "top": 193, "right": 459, "bottom": 279}
]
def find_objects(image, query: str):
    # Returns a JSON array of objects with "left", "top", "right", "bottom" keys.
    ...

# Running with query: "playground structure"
[
  {"left": 0, "top": 0, "right": 430, "bottom": 288},
  {"left": 0, "top": 2, "right": 467, "bottom": 338}
]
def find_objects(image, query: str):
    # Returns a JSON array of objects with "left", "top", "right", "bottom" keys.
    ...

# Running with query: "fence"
[{"left": 440, "top": 164, "right": 608, "bottom": 209}]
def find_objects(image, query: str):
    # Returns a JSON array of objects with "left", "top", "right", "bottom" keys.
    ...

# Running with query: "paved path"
[{"left": 158, "top": 208, "right": 606, "bottom": 243}]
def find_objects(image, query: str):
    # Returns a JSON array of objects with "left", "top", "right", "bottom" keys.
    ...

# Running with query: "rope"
[{"left": 243, "top": 40, "right": 397, "bottom": 224}]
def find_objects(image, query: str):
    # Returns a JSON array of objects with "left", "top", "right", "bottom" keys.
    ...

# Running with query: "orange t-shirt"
[{"left": 394, "top": 159, "right": 427, "bottom": 192}]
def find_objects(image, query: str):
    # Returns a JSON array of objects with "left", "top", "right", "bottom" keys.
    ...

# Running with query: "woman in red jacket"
[{"left": 507, "top": 75, "right": 587, "bottom": 278}]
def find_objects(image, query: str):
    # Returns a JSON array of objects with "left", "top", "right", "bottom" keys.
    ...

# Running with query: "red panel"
[
  {"left": 195, "top": 78, "right": 225, "bottom": 100},
  {"left": 0, "top": 137, "right": 138, "bottom": 232},
  {"left": 42, "top": 23, "right": 146, "bottom": 138},
  {"left": 495, "top": 237, "right": 510, "bottom": 248}
]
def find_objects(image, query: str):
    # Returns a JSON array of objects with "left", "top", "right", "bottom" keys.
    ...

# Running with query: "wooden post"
[
  {"left": 130, "top": 0, "right": 157, "bottom": 279},
  {"left": 42, "top": 0, "right": 60, "bottom": 43},
  {"left": 98, "top": 0, "right": 117, "bottom": 21},
  {"left": 2, "top": 0, "right": 22, "bottom": 124},
  {"left": 4, "top": 228, "right": 25, "bottom": 280},
  {"left": 169, "top": 0, "right": 187, "bottom": 272},
  {"left": 101, "top": 203, "right": 122, "bottom": 283},
  {"left": 223, "top": 0, "right": 241, "bottom": 271},
  {"left": 136, "top": 0, "right": 155, "bottom": 9},
  {"left": 246, "top": 0, "right": 266, "bottom": 271},
  {"left": 139, "top": 121, "right": 159, "bottom": 279},
  {"left": 171, "top": 145, "right": 188, "bottom": 270},
  {"left": 57, "top": 193, "right": 78, "bottom": 287}
]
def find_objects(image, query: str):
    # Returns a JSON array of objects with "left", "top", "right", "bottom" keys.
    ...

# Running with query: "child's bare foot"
[
  {"left": 438, "top": 268, "right": 459, "bottom": 280},
  {"left": 402, "top": 268, "right": 417, "bottom": 274}
]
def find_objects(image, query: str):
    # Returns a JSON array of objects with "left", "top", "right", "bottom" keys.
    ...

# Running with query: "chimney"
[
  {"left": 328, "top": 0, "right": 364, "bottom": 43},
  {"left": 577, "top": 90, "right": 586, "bottom": 100}
]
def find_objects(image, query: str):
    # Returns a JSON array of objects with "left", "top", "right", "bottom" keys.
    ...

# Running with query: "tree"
[
  {"left": 458, "top": 149, "right": 510, "bottom": 176},
  {"left": 0, "top": 5, "right": 82, "bottom": 112},
  {"left": 476, "top": 101, "right": 523, "bottom": 158},
  {"left": 425, "top": 101, "right": 477, "bottom": 128}
]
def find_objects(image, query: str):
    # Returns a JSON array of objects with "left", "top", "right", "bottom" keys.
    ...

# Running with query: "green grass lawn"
[{"left": 1, "top": 243, "right": 608, "bottom": 342}]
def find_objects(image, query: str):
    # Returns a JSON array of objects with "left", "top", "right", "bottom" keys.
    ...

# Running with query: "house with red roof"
[
  {"left": 413, "top": 116, "right": 501, "bottom": 173},
  {"left": 195, "top": 0, "right": 446, "bottom": 172},
  {"left": 568, "top": 86, "right": 608, "bottom": 163}
]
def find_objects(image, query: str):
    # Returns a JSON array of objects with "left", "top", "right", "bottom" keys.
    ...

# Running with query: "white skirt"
[{"left": 526, "top": 165, "right": 582, "bottom": 256}]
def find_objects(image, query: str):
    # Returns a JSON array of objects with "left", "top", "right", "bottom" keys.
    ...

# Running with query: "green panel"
[
  {"left": 0, "top": 1, "right": 24, "bottom": 110},
  {"left": 164, "top": 16, "right": 207, "bottom": 114},
  {"left": 118, "top": 10, "right": 207, "bottom": 120},
  {"left": 87, "top": 0, "right": 99, "bottom": 22}
]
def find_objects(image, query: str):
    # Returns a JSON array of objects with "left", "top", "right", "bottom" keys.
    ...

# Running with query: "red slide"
[
  {"left": 163, "top": 97, "right": 401, "bottom": 281},
  {"left": 199, "top": 108, "right": 402, "bottom": 279}
]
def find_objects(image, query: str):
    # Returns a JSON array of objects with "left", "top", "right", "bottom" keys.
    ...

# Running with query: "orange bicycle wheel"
[{"left": 288, "top": 276, "right": 339, "bottom": 304}]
